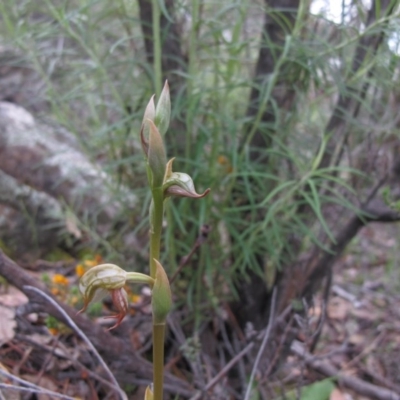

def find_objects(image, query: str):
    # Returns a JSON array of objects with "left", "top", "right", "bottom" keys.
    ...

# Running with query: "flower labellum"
[{"left": 104, "top": 287, "right": 129, "bottom": 330}]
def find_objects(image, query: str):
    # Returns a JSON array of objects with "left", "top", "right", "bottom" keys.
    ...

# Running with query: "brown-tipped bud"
[
  {"left": 155, "top": 81, "right": 171, "bottom": 136},
  {"left": 151, "top": 259, "right": 172, "bottom": 325},
  {"left": 148, "top": 120, "right": 167, "bottom": 188}
]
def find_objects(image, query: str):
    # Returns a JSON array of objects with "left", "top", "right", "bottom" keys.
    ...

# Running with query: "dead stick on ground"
[
  {"left": 291, "top": 340, "right": 400, "bottom": 400},
  {"left": 244, "top": 287, "right": 277, "bottom": 400}
]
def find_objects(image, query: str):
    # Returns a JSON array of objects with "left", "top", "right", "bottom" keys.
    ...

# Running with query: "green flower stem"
[
  {"left": 152, "top": 323, "right": 166, "bottom": 400},
  {"left": 151, "top": 0, "right": 162, "bottom": 96},
  {"left": 149, "top": 186, "right": 165, "bottom": 400},
  {"left": 150, "top": 187, "right": 164, "bottom": 279}
]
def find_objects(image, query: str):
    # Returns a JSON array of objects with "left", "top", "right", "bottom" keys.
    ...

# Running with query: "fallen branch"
[{"left": 291, "top": 340, "right": 400, "bottom": 400}]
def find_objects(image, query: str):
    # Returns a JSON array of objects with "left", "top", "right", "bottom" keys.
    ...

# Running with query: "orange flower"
[
  {"left": 130, "top": 294, "right": 141, "bottom": 304},
  {"left": 48, "top": 328, "right": 59, "bottom": 336},
  {"left": 217, "top": 155, "right": 229, "bottom": 165},
  {"left": 75, "top": 264, "right": 85, "bottom": 277},
  {"left": 217, "top": 155, "right": 233, "bottom": 174},
  {"left": 52, "top": 274, "right": 69, "bottom": 286}
]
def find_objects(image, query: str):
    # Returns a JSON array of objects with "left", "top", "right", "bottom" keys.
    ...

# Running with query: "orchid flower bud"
[
  {"left": 162, "top": 158, "right": 210, "bottom": 199},
  {"left": 154, "top": 81, "right": 171, "bottom": 136},
  {"left": 140, "top": 81, "right": 170, "bottom": 157},
  {"left": 78, "top": 263, "right": 154, "bottom": 330}
]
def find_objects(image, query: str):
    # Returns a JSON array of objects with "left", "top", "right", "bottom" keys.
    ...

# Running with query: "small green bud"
[
  {"left": 148, "top": 120, "right": 167, "bottom": 188},
  {"left": 154, "top": 80, "right": 171, "bottom": 136},
  {"left": 151, "top": 259, "right": 172, "bottom": 325}
]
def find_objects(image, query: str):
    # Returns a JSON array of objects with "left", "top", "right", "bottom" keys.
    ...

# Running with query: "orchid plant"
[{"left": 78, "top": 81, "right": 209, "bottom": 400}]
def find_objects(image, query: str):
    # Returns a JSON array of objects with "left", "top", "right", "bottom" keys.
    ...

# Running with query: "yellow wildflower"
[
  {"left": 130, "top": 294, "right": 141, "bottom": 304},
  {"left": 75, "top": 264, "right": 85, "bottom": 277},
  {"left": 52, "top": 274, "right": 69, "bottom": 286}
]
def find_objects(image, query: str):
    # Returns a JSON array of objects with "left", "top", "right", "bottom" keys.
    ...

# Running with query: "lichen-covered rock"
[{"left": 0, "top": 102, "right": 136, "bottom": 260}]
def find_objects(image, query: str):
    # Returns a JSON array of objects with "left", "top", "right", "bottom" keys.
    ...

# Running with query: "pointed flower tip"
[
  {"left": 77, "top": 300, "right": 89, "bottom": 316},
  {"left": 164, "top": 157, "right": 175, "bottom": 181}
]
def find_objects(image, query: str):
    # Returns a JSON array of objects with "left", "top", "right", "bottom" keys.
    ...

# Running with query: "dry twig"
[{"left": 291, "top": 340, "right": 400, "bottom": 400}]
